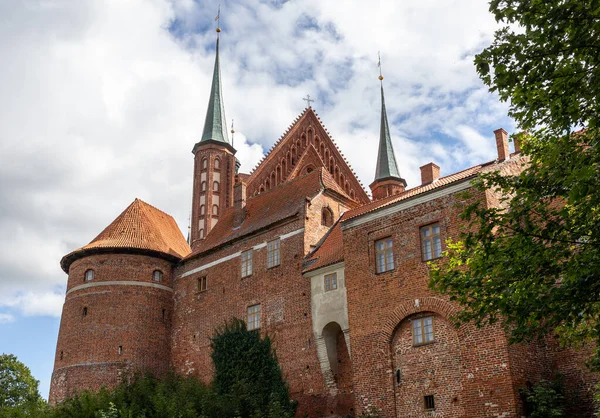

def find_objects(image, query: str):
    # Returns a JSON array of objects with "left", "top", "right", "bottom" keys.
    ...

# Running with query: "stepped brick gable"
[{"left": 50, "top": 31, "right": 599, "bottom": 418}]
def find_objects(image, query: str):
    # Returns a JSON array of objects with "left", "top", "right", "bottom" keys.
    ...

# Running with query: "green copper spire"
[
  {"left": 374, "top": 84, "right": 403, "bottom": 182},
  {"left": 200, "top": 35, "right": 230, "bottom": 145}
]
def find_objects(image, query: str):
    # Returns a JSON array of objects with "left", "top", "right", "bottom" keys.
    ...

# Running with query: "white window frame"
[
  {"left": 247, "top": 304, "right": 261, "bottom": 330},
  {"left": 412, "top": 316, "right": 434, "bottom": 346},
  {"left": 267, "top": 239, "right": 281, "bottom": 268},
  {"left": 324, "top": 272, "right": 338, "bottom": 291},
  {"left": 375, "top": 237, "right": 394, "bottom": 273},
  {"left": 421, "top": 223, "right": 442, "bottom": 261},
  {"left": 241, "top": 249, "right": 253, "bottom": 278}
]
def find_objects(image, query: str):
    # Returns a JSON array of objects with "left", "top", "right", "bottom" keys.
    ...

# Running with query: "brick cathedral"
[{"left": 50, "top": 31, "right": 598, "bottom": 417}]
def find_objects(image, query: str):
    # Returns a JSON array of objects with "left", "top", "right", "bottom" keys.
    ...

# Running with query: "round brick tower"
[{"left": 49, "top": 199, "right": 191, "bottom": 404}]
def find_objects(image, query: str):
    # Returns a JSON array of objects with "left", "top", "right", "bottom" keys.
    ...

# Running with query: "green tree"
[
  {"left": 0, "top": 353, "right": 46, "bottom": 417},
  {"left": 430, "top": 0, "right": 600, "bottom": 361},
  {"left": 210, "top": 318, "right": 296, "bottom": 418}
]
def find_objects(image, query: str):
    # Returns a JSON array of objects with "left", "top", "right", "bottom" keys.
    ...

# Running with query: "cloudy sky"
[{"left": 0, "top": 0, "right": 514, "bottom": 398}]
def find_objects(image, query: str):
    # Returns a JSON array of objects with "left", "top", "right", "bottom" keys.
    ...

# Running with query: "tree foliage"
[
  {"left": 430, "top": 0, "right": 600, "bottom": 362},
  {"left": 210, "top": 318, "right": 296, "bottom": 418},
  {"left": 0, "top": 353, "right": 46, "bottom": 417}
]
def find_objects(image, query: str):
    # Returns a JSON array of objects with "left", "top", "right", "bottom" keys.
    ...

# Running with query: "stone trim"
[
  {"left": 180, "top": 227, "right": 304, "bottom": 278},
  {"left": 67, "top": 281, "right": 173, "bottom": 295}
]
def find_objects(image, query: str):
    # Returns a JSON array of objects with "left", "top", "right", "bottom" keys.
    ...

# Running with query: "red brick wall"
[
  {"left": 49, "top": 253, "right": 174, "bottom": 404},
  {"left": 342, "top": 186, "right": 520, "bottom": 417}
]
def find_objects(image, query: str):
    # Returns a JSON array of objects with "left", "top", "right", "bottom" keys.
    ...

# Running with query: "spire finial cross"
[
  {"left": 377, "top": 51, "right": 384, "bottom": 81},
  {"left": 302, "top": 94, "right": 314, "bottom": 108}
]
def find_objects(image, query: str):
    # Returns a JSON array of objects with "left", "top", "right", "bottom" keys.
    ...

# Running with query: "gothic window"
[
  {"left": 375, "top": 237, "right": 394, "bottom": 273},
  {"left": 199, "top": 228, "right": 204, "bottom": 239},
  {"left": 197, "top": 276, "right": 207, "bottom": 292},
  {"left": 302, "top": 134, "right": 308, "bottom": 147},
  {"left": 350, "top": 190, "right": 355, "bottom": 199},
  {"left": 265, "top": 179, "right": 270, "bottom": 190},
  {"left": 214, "top": 158, "right": 220, "bottom": 169},
  {"left": 324, "top": 273, "right": 337, "bottom": 291},
  {"left": 340, "top": 173, "right": 345, "bottom": 186},
  {"left": 202, "top": 158, "right": 208, "bottom": 170},
  {"left": 259, "top": 185, "right": 265, "bottom": 193},
  {"left": 212, "top": 204, "right": 219, "bottom": 215},
  {"left": 200, "top": 205, "right": 205, "bottom": 216},
  {"left": 213, "top": 181, "right": 219, "bottom": 192},
  {"left": 321, "top": 207, "right": 334, "bottom": 227},
  {"left": 413, "top": 316, "right": 434, "bottom": 345},
  {"left": 329, "top": 158, "right": 334, "bottom": 174},
  {"left": 247, "top": 304, "right": 261, "bottom": 330},
  {"left": 152, "top": 270, "right": 163, "bottom": 282},
  {"left": 201, "top": 181, "right": 207, "bottom": 192},
  {"left": 84, "top": 269, "right": 94, "bottom": 281},
  {"left": 320, "top": 143, "right": 325, "bottom": 156},
  {"left": 421, "top": 223, "right": 442, "bottom": 261},
  {"left": 241, "top": 249, "right": 253, "bottom": 278},
  {"left": 276, "top": 166, "right": 281, "bottom": 184},
  {"left": 267, "top": 239, "right": 280, "bottom": 268}
]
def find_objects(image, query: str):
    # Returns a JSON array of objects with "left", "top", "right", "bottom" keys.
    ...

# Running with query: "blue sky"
[{"left": 0, "top": 0, "right": 514, "bottom": 399}]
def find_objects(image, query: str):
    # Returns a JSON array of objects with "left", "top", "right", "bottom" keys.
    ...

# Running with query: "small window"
[
  {"left": 424, "top": 395, "right": 435, "bottom": 410},
  {"left": 197, "top": 276, "right": 207, "bottom": 292},
  {"left": 241, "top": 249, "right": 253, "bottom": 278},
  {"left": 60, "top": 351, "right": 63, "bottom": 360},
  {"left": 82, "top": 307, "right": 88, "bottom": 317},
  {"left": 202, "top": 158, "right": 207, "bottom": 169},
  {"left": 247, "top": 304, "right": 261, "bottom": 330},
  {"left": 213, "top": 181, "right": 219, "bottom": 192},
  {"left": 413, "top": 316, "right": 434, "bottom": 346},
  {"left": 375, "top": 238, "right": 394, "bottom": 273},
  {"left": 421, "top": 223, "right": 442, "bottom": 261},
  {"left": 153, "top": 270, "right": 163, "bottom": 282},
  {"left": 84, "top": 269, "right": 94, "bottom": 281},
  {"left": 199, "top": 228, "right": 204, "bottom": 239},
  {"left": 214, "top": 158, "right": 220, "bottom": 169},
  {"left": 118, "top": 346, "right": 123, "bottom": 355},
  {"left": 201, "top": 181, "right": 207, "bottom": 192},
  {"left": 212, "top": 204, "right": 219, "bottom": 215},
  {"left": 324, "top": 273, "right": 338, "bottom": 291},
  {"left": 200, "top": 205, "right": 205, "bottom": 216},
  {"left": 267, "top": 239, "right": 280, "bottom": 268},
  {"left": 321, "top": 207, "right": 334, "bottom": 227}
]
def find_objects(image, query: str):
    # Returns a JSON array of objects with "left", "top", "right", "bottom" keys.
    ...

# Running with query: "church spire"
[
  {"left": 370, "top": 54, "right": 406, "bottom": 201},
  {"left": 374, "top": 84, "right": 402, "bottom": 181},
  {"left": 198, "top": 27, "right": 230, "bottom": 147}
]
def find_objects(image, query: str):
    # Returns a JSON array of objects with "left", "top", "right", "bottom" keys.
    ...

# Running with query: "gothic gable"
[{"left": 245, "top": 108, "right": 369, "bottom": 204}]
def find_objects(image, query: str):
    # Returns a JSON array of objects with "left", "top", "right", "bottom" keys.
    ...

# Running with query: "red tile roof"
[
  {"left": 303, "top": 162, "right": 490, "bottom": 273},
  {"left": 188, "top": 167, "right": 344, "bottom": 258},
  {"left": 61, "top": 199, "right": 191, "bottom": 272}
]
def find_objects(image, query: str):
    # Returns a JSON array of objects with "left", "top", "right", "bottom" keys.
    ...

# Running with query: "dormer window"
[{"left": 84, "top": 269, "right": 94, "bottom": 281}]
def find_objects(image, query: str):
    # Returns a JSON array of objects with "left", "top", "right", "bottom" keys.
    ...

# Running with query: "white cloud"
[{"left": 0, "top": 313, "right": 15, "bottom": 324}]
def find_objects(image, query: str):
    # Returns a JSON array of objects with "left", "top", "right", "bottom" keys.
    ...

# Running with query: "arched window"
[
  {"left": 259, "top": 185, "right": 265, "bottom": 193},
  {"left": 214, "top": 158, "right": 220, "bottom": 169},
  {"left": 84, "top": 269, "right": 94, "bottom": 281},
  {"left": 199, "top": 228, "right": 204, "bottom": 239},
  {"left": 213, "top": 181, "right": 219, "bottom": 192},
  {"left": 212, "top": 204, "right": 219, "bottom": 215},
  {"left": 322, "top": 207, "right": 334, "bottom": 227},
  {"left": 329, "top": 158, "right": 334, "bottom": 173},
  {"left": 200, "top": 205, "right": 205, "bottom": 216},
  {"left": 201, "top": 181, "right": 207, "bottom": 192},
  {"left": 271, "top": 172, "right": 276, "bottom": 187},
  {"left": 350, "top": 190, "right": 355, "bottom": 199},
  {"left": 265, "top": 179, "right": 270, "bottom": 190},
  {"left": 202, "top": 158, "right": 208, "bottom": 169},
  {"left": 153, "top": 270, "right": 163, "bottom": 282}
]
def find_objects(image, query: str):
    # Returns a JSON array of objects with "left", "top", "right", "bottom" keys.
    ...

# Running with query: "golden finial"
[
  {"left": 215, "top": 5, "right": 221, "bottom": 33},
  {"left": 378, "top": 51, "right": 384, "bottom": 81}
]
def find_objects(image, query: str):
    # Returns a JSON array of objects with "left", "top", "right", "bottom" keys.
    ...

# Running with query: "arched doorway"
[{"left": 322, "top": 322, "right": 354, "bottom": 415}]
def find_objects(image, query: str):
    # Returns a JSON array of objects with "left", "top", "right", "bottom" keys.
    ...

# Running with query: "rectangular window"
[
  {"left": 324, "top": 273, "right": 338, "bottom": 291},
  {"left": 421, "top": 223, "right": 442, "bottom": 261},
  {"left": 197, "top": 276, "right": 207, "bottom": 292},
  {"left": 375, "top": 237, "right": 394, "bottom": 273},
  {"left": 412, "top": 316, "right": 434, "bottom": 346},
  {"left": 424, "top": 395, "right": 435, "bottom": 410},
  {"left": 241, "top": 249, "right": 253, "bottom": 277},
  {"left": 267, "top": 239, "right": 280, "bottom": 268},
  {"left": 247, "top": 304, "right": 261, "bottom": 330}
]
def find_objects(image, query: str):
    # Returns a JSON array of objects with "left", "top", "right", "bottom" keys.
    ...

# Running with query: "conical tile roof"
[{"left": 61, "top": 199, "right": 191, "bottom": 272}]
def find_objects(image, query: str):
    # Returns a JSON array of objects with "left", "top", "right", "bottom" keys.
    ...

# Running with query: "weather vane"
[
  {"left": 302, "top": 94, "right": 314, "bottom": 108},
  {"left": 215, "top": 5, "right": 221, "bottom": 34}
]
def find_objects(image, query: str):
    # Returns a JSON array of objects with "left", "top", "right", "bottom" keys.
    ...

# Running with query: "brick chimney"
[
  {"left": 420, "top": 162, "right": 440, "bottom": 185},
  {"left": 494, "top": 128, "right": 510, "bottom": 160},
  {"left": 233, "top": 181, "right": 247, "bottom": 227}
]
